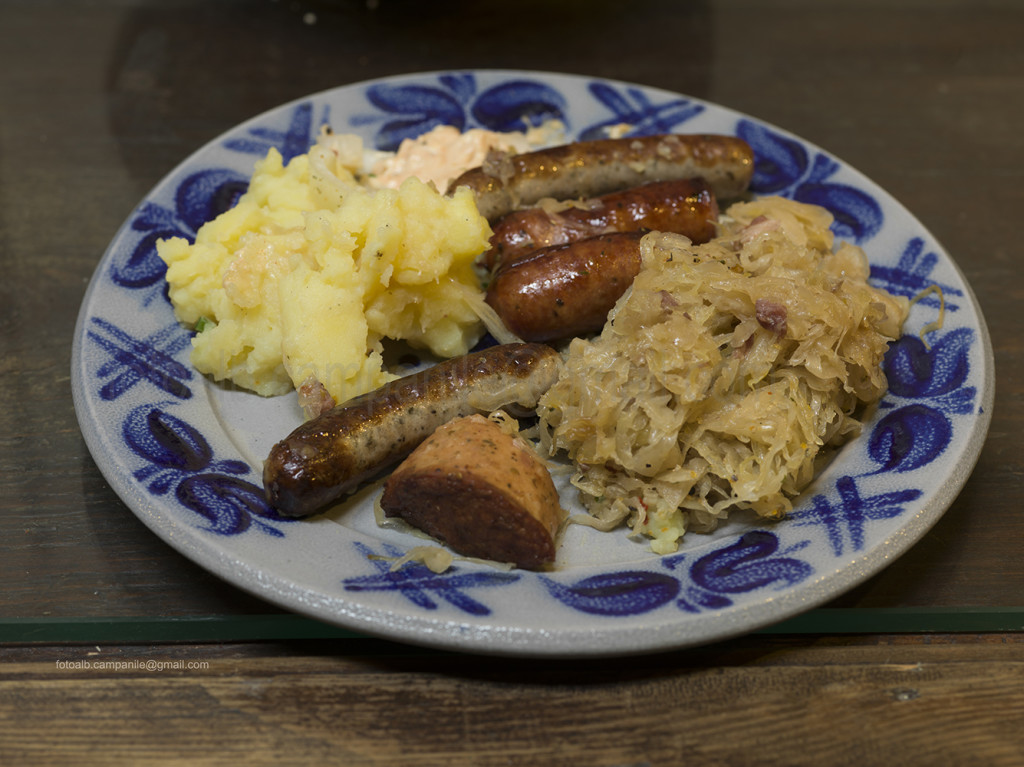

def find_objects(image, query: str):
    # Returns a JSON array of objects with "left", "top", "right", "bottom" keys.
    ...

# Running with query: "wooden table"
[{"left": 2, "top": 1, "right": 1021, "bottom": 763}]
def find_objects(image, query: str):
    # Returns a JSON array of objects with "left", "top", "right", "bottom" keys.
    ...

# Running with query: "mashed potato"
[{"left": 158, "top": 130, "right": 499, "bottom": 405}]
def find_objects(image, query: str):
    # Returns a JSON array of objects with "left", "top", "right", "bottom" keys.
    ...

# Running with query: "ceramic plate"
[{"left": 72, "top": 70, "right": 993, "bottom": 657}]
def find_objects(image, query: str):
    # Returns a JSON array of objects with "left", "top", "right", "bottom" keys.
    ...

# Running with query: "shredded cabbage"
[{"left": 538, "top": 197, "right": 909, "bottom": 554}]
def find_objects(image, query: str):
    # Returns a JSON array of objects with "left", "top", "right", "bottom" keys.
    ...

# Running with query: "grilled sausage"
[
  {"left": 263, "top": 343, "right": 563, "bottom": 518},
  {"left": 484, "top": 178, "right": 718, "bottom": 270},
  {"left": 447, "top": 134, "right": 753, "bottom": 222},
  {"left": 485, "top": 231, "right": 646, "bottom": 343},
  {"left": 381, "top": 414, "right": 564, "bottom": 570}
]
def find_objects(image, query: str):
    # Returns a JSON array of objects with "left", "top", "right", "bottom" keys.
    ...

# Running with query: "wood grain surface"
[
  {"left": 1, "top": 0, "right": 1022, "bottom": 763},
  {"left": 3, "top": 635, "right": 1023, "bottom": 766}
]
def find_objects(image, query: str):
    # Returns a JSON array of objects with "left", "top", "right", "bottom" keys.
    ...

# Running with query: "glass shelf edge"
[{"left": 1, "top": 608, "right": 1021, "bottom": 645}]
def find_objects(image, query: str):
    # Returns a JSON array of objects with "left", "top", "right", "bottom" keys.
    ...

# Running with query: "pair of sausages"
[
  {"left": 458, "top": 134, "right": 754, "bottom": 343},
  {"left": 263, "top": 133, "right": 755, "bottom": 524},
  {"left": 484, "top": 179, "right": 718, "bottom": 342}
]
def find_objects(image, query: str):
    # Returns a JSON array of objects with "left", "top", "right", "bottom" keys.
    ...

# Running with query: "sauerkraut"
[{"left": 538, "top": 197, "right": 909, "bottom": 554}]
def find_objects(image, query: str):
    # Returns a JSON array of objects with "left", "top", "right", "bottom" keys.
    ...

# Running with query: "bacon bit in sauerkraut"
[
  {"left": 755, "top": 298, "right": 788, "bottom": 337},
  {"left": 538, "top": 197, "right": 909, "bottom": 554}
]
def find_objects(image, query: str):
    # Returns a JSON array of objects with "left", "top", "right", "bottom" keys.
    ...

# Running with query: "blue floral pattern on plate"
[{"left": 71, "top": 71, "right": 993, "bottom": 656}]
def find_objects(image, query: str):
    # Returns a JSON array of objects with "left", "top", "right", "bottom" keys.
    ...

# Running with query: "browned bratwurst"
[
  {"left": 447, "top": 133, "right": 753, "bottom": 222},
  {"left": 484, "top": 177, "right": 718, "bottom": 270},
  {"left": 485, "top": 231, "right": 647, "bottom": 343},
  {"left": 263, "top": 343, "right": 563, "bottom": 518}
]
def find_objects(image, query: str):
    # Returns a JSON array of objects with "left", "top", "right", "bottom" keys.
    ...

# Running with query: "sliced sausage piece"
[
  {"left": 380, "top": 414, "right": 563, "bottom": 570},
  {"left": 485, "top": 231, "right": 646, "bottom": 343},
  {"left": 484, "top": 178, "right": 718, "bottom": 270},
  {"left": 263, "top": 343, "right": 563, "bottom": 518},
  {"left": 447, "top": 134, "right": 753, "bottom": 222}
]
